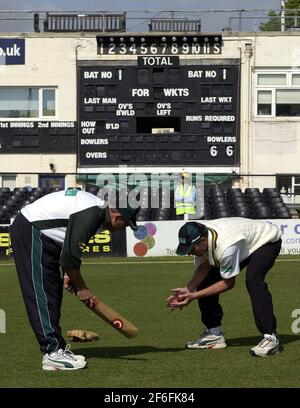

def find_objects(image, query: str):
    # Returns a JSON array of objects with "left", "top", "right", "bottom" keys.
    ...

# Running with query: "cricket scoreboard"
[{"left": 78, "top": 34, "right": 240, "bottom": 167}]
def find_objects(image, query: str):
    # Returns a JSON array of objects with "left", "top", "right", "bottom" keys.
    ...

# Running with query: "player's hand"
[
  {"left": 76, "top": 287, "right": 96, "bottom": 309},
  {"left": 166, "top": 287, "right": 194, "bottom": 309},
  {"left": 63, "top": 273, "right": 76, "bottom": 293},
  {"left": 166, "top": 294, "right": 182, "bottom": 311}
]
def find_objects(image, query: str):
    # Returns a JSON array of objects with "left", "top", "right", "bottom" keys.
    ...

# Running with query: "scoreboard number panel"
[
  {"left": 97, "top": 35, "right": 222, "bottom": 56},
  {"left": 78, "top": 52, "right": 240, "bottom": 166}
]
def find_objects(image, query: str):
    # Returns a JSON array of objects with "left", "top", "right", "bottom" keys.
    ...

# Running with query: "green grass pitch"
[{"left": 0, "top": 256, "right": 300, "bottom": 388}]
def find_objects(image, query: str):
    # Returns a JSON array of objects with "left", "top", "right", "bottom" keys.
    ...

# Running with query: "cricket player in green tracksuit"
[{"left": 10, "top": 188, "right": 138, "bottom": 371}]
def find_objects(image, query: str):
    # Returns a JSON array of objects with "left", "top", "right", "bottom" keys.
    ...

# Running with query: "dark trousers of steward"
[
  {"left": 197, "top": 239, "right": 282, "bottom": 335},
  {"left": 10, "top": 213, "right": 66, "bottom": 354}
]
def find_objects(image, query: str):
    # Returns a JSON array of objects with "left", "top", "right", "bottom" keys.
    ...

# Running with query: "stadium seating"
[
  {"left": 262, "top": 188, "right": 291, "bottom": 219},
  {"left": 0, "top": 187, "right": 48, "bottom": 224},
  {"left": 202, "top": 186, "right": 293, "bottom": 220},
  {"left": 95, "top": 185, "right": 294, "bottom": 221},
  {"left": 206, "top": 187, "right": 231, "bottom": 218},
  {"left": 0, "top": 185, "right": 296, "bottom": 224},
  {"left": 85, "top": 184, "right": 100, "bottom": 195},
  {"left": 136, "top": 208, "right": 151, "bottom": 221},
  {"left": 227, "top": 188, "right": 251, "bottom": 218}
]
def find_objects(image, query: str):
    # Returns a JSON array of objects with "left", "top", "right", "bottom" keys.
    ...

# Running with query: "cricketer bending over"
[
  {"left": 167, "top": 217, "right": 282, "bottom": 357},
  {"left": 10, "top": 188, "right": 139, "bottom": 371}
]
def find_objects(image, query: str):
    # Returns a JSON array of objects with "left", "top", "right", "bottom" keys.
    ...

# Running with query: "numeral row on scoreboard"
[{"left": 80, "top": 146, "right": 236, "bottom": 164}]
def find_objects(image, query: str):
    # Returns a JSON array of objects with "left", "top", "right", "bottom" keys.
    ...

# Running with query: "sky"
[
  {"left": 0, "top": 0, "right": 283, "bottom": 32},
  {"left": 0, "top": 0, "right": 282, "bottom": 11}
]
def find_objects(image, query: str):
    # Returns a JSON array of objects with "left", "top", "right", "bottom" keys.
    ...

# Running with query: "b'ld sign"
[{"left": 0, "top": 38, "right": 25, "bottom": 64}]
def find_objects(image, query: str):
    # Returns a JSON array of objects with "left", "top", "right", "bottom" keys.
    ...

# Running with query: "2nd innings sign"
[{"left": 78, "top": 54, "right": 240, "bottom": 167}]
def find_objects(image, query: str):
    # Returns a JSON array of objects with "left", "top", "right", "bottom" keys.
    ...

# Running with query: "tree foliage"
[
  {"left": 260, "top": 0, "right": 300, "bottom": 31},
  {"left": 260, "top": 11, "right": 281, "bottom": 31},
  {"left": 285, "top": 0, "right": 300, "bottom": 9}
]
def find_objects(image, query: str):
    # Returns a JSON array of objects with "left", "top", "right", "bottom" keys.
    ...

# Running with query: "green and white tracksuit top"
[
  {"left": 195, "top": 217, "right": 282, "bottom": 279},
  {"left": 21, "top": 189, "right": 107, "bottom": 269}
]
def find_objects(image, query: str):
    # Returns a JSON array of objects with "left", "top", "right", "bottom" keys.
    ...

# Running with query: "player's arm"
[
  {"left": 168, "top": 244, "right": 240, "bottom": 308},
  {"left": 167, "top": 258, "right": 210, "bottom": 308},
  {"left": 186, "top": 258, "right": 211, "bottom": 291},
  {"left": 190, "top": 276, "right": 235, "bottom": 299},
  {"left": 63, "top": 268, "right": 96, "bottom": 307},
  {"left": 168, "top": 277, "right": 235, "bottom": 309},
  {"left": 61, "top": 206, "right": 104, "bottom": 304},
  {"left": 192, "top": 245, "right": 241, "bottom": 298},
  {"left": 63, "top": 268, "right": 88, "bottom": 293},
  {"left": 60, "top": 206, "right": 102, "bottom": 269}
]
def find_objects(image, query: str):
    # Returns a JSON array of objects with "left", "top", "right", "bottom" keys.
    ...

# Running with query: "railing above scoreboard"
[{"left": 0, "top": 9, "right": 296, "bottom": 34}]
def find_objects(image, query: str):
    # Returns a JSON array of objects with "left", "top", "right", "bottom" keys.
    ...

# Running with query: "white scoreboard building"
[{"left": 0, "top": 14, "right": 300, "bottom": 200}]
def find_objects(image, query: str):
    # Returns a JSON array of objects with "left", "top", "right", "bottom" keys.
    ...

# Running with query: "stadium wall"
[
  {"left": 1, "top": 219, "right": 300, "bottom": 259},
  {"left": 126, "top": 219, "right": 300, "bottom": 257},
  {"left": 0, "top": 32, "right": 299, "bottom": 197}
]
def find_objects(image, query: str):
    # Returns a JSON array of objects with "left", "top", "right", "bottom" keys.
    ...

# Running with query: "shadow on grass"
[
  {"left": 227, "top": 334, "right": 300, "bottom": 348},
  {"left": 73, "top": 346, "right": 184, "bottom": 360},
  {"left": 73, "top": 335, "right": 300, "bottom": 359}
]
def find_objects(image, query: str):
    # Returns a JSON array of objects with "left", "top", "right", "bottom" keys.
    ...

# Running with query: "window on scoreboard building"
[
  {"left": 42, "top": 89, "right": 56, "bottom": 117},
  {"left": 255, "top": 72, "right": 300, "bottom": 117},
  {"left": 0, "top": 87, "right": 56, "bottom": 118},
  {"left": 0, "top": 175, "right": 16, "bottom": 189},
  {"left": 277, "top": 174, "right": 300, "bottom": 204}
]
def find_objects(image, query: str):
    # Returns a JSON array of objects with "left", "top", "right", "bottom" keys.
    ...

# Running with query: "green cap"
[
  {"left": 176, "top": 222, "right": 208, "bottom": 255},
  {"left": 118, "top": 206, "right": 139, "bottom": 231}
]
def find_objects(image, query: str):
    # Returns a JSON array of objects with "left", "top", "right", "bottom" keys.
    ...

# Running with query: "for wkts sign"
[{"left": 0, "top": 39, "right": 25, "bottom": 64}]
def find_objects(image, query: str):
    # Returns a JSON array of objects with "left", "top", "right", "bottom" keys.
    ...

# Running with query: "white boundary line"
[{"left": 0, "top": 258, "right": 299, "bottom": 267}]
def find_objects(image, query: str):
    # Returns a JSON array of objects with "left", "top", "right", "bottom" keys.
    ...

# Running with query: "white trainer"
[
  {"left": 250, "top": 335, "right": 280, "bottom": 357},
  {"left": 42, "top": 347, "right": 87, "bottom": 371},
  {"left": 62, "top": 344, "right": 86, "bottom": 362},
  {"left": 186, "top": 330, "right": 227, "bottom": 350}
]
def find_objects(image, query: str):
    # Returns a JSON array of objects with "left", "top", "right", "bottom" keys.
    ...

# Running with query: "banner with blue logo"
[{"left": 0, "top": 39, "right": 25, "bottom": 64}]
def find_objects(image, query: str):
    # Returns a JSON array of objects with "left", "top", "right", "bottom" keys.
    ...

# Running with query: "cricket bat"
[{"left": 81, "top": 296, "right": 138, "bottom": 339}]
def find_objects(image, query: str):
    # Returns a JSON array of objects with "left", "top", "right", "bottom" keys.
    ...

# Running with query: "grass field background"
[{"left": 0, "top": 256, "right": 300, "bottom": 388}]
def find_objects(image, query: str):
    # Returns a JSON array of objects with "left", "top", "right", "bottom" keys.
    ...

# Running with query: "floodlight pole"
[{"left": 281, "top": 0, "right": 286, "bottom": 32}]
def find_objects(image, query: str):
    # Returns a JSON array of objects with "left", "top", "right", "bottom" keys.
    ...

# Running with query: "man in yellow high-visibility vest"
[{"left": 175, "top": 172, "right": 197, "bottom": 220}]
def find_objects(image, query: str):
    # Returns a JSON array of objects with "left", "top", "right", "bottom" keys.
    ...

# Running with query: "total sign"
[{"left": 0, "top": 39, "right": 25, "bottom": 64}]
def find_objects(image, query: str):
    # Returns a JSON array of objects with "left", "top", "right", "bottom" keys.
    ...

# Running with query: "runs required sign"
[{"left": 78, "top": 58, "right": 240, "bottom": 166}]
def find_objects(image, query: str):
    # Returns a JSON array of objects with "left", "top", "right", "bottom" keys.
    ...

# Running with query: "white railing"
[{"left": 0, "top": 9, "right": 299, "bottom": 33}]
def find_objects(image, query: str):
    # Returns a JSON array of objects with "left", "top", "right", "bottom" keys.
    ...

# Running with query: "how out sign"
[{"left": 0, "top": 39, "right": 25, "bottom": 64}]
